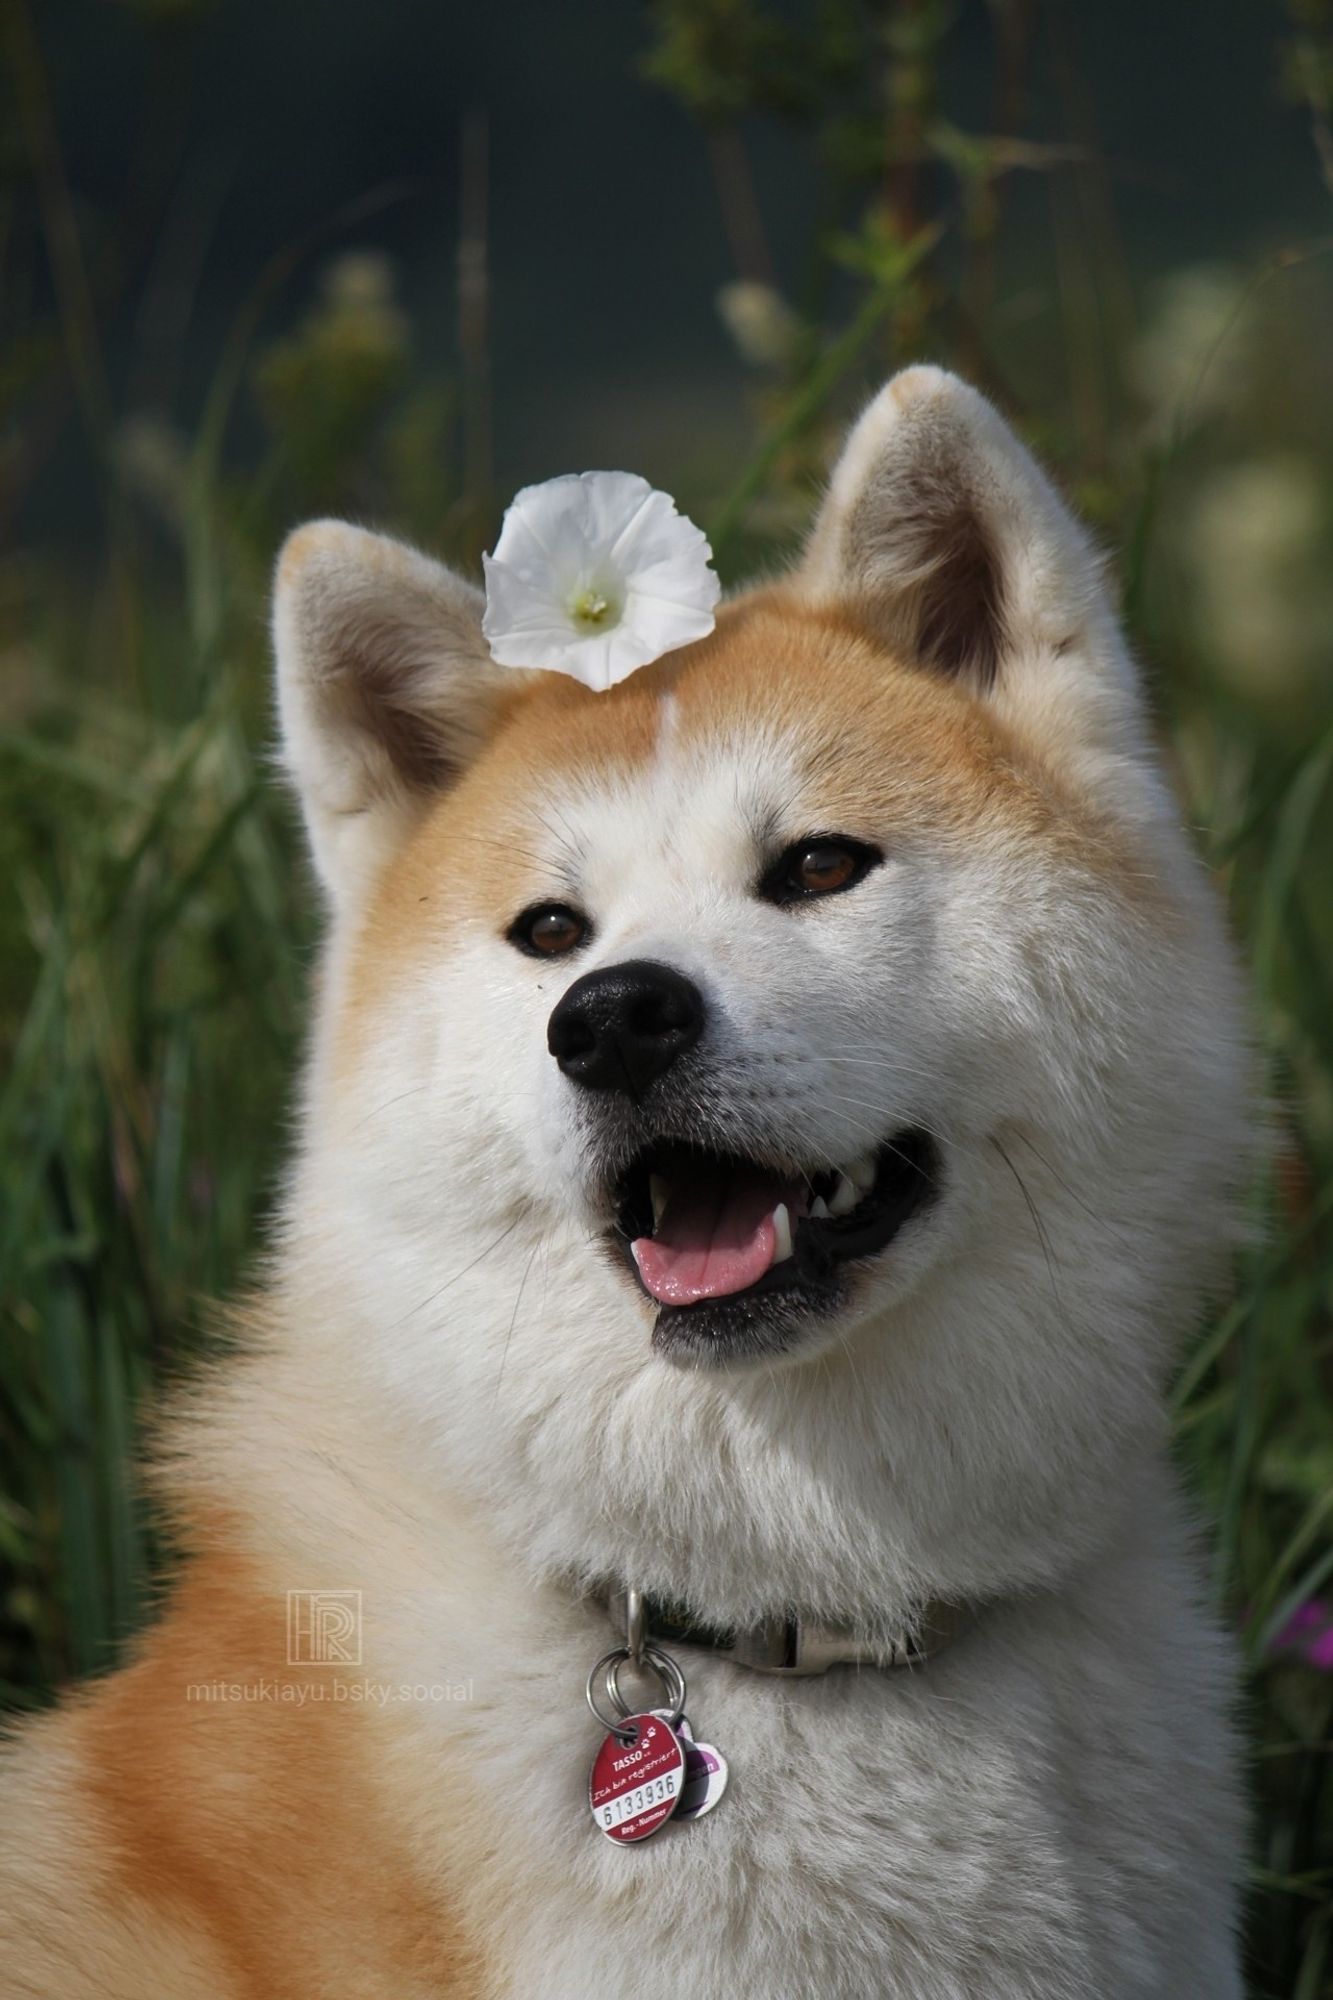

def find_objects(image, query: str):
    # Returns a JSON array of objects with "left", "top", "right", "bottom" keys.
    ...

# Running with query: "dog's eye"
[
  {"left": 507, "top": 903, "right": 590, "bottom": 958},
  {"left": 760, "top": 836, "right": 882, "bottom": 907}
]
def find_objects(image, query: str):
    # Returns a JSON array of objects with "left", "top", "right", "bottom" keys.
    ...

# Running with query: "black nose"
[{"left": 547, "top": 959, "right": 705, "bottom": 1095}]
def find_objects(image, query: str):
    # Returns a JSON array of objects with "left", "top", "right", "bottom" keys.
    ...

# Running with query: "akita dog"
[{"left": 0, "top": 368, "right": 1248, "bottom": 1998}]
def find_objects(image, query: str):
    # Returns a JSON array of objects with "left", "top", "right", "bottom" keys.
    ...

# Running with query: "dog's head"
[{"left": 272, "top": 369, "right": 1248, "bottom": 1618}]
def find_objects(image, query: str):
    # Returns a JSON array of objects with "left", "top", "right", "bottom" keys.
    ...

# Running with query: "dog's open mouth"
[{"left": 609, "top": 1130, "right": 939, "bottom": 1361}]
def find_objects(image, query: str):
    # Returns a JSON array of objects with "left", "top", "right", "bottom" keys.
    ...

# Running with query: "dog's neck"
[{"left": 236, "top": 1230, "right": 1167, "bottom": 1664}]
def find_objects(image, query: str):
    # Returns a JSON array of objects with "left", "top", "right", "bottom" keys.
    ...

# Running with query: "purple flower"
[{"left": 1270, "top": 1599, "right": 1333, "bottom": 1672}]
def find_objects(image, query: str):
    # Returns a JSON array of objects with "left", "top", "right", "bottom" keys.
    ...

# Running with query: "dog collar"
[
  {"left": 583, "top": 1587, "right": 972, "bottom": 1844},
  {"left": 603, "top": 1584, "right": 970, "bottom": 1677}
]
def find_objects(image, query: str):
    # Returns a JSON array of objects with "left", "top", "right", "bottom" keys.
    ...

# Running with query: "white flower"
[{"left": 482, "top": 471, "right": 720, "bottom": 690}]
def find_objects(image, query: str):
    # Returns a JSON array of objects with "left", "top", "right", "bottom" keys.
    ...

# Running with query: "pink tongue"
[{"left": 633, "top": 1167, "right": 791, "bottom": 1306}]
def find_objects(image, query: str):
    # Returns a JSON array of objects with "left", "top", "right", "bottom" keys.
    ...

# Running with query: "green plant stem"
[{"left": 707, "top": 227, "right": 939, "bottom": 564}]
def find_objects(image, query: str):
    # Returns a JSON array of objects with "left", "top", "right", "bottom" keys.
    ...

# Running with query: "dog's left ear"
[
  {"left": 273, "top": 521, "right": 517, "bottom": 907},
  {"left": 795, "top": 367, "right": 1143, "bottom": 751}
]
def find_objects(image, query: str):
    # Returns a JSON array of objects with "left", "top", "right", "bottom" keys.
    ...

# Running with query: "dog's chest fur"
[{"left": 350, "top": 1489, "right": 1241, "bottom": 2000}]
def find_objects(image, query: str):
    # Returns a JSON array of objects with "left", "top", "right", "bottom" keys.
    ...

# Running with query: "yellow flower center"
[{"left": 569, "top": 585, "right": 619, "bottom": 630}]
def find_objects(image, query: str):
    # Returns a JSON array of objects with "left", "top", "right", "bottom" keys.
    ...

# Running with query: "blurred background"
[{"left": 2, "top": 2, "right": 1331, "bottom": 1989}]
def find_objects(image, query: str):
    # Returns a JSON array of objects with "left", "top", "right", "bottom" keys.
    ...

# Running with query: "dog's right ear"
[{"left": 273, "top": 521, "right": 517, "bottom": 906}]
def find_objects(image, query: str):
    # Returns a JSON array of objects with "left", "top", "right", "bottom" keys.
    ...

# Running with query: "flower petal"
[
  {"left": 611, "top": 484, "right": 711, "bottom": 571},
  {"left": 621, "top": 591, "right": 718, "bottom": 659}
]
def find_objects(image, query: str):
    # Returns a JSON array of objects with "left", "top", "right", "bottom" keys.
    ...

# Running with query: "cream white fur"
[{"left": 257, "top": 369, "right": 1251, "bottom": 1993}]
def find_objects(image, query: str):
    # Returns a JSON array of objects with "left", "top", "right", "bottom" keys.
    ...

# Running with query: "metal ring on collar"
[
  {"left": 585, "top": 1644, "right": 687, "bottom": 1737},
  {"left": 586, "top": 1648, "right": 638, "bottom": 1739},
  {"left": 607, "top": 1643, "right": 686, "bottom": 1729}
]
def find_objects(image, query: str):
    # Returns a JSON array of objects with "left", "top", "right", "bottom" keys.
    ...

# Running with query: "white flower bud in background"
[
  {"left": 1181, "top": 455, "right": 1331, "bottom": 695},
  {"left": 319, "top": 250, "right": 409, "bottom": 356},
  {"left": 1132, "top": 263, "right": 1252, "bottom": 431},
  {"left": 716, "top": 281, "right": 800, "bottom": 372}
]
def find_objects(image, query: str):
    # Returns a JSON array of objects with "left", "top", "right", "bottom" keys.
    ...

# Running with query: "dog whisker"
[
  {"left": 384, "top": 1214, "right": 526, "bottom": 1330},
  {"left": 990, "top": 1135, "right": 1063, "bottom": 1310}
]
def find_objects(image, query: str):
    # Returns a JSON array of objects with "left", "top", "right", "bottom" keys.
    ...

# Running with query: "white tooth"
[
  {"left": 846, "top": 1154, "right": 877, "bottom": 1194},
  {"left": 828, "top": 1174, "right": 858, "bottom": 1217},
  {"left": 771, "top": 1202, "right": 794, "bottom": 1263},
  {"left": 810, "top": 1196, "right": 831, "bottom": 1220},
  {"left": 650, "top": 1174, "right": 670, "bottom": 1229}
]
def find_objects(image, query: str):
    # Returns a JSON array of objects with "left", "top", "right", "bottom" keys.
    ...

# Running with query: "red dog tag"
[{"left": 588, "top": 1712, "right": 686, "bottom": 1843}]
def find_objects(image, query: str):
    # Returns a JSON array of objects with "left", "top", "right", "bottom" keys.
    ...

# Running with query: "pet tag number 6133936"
[{"left": 588, "top": 1712, "right": 686, "bottom": 1843}]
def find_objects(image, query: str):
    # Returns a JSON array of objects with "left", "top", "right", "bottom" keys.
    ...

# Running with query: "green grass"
[{"left": 2, "top": 2, "right": 1332, "bottom": 1991}]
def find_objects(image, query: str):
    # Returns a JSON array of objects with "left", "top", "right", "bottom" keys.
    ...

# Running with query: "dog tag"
[
  {"left": 652, "top": 1709, "right": 727, "bottom": 1822},
  {"left": 651, "top": 1706, "right": 693, "bottom": 1738},
  {"left": 676, "top": 1736, "right": 729, "bottom": 1820},
  {"left": 588, "top": 1712, "right": 686, "bottom": 1843}
]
